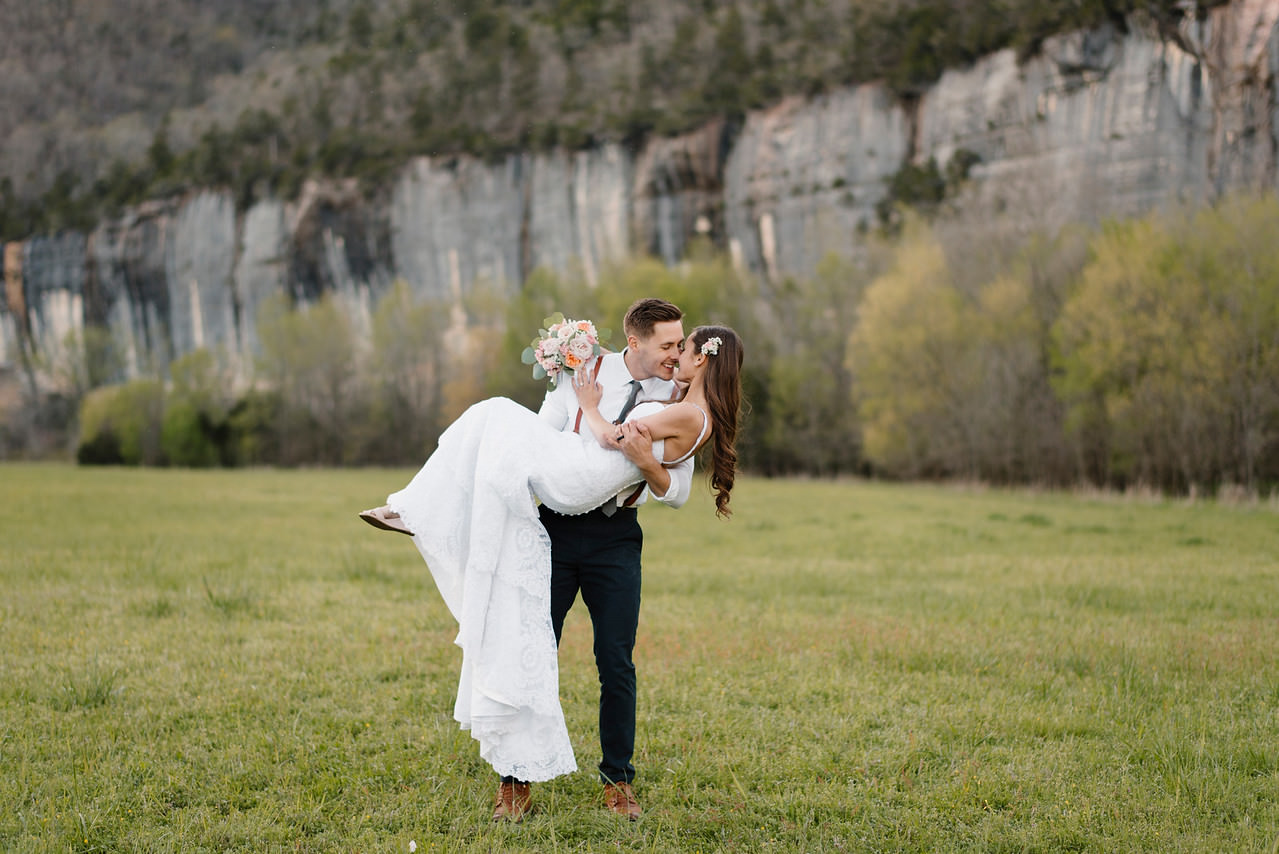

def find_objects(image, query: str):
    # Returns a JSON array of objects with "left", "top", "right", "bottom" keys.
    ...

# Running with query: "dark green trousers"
[{"left": 539, "top": 503, "right": 643, "bottom": 785}]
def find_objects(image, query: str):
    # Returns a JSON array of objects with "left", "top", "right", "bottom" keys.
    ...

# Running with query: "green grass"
[{"left": 2, "top": 463, "right": 1277, "bottom": 853}]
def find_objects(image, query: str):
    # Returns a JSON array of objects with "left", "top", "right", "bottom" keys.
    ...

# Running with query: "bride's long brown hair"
[{"left": 690, "top": 326, "right": 743, "bottom": 518}]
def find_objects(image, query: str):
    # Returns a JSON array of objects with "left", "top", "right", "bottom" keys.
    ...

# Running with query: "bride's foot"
[{"left": 358, "top": 505, "right": 413, "bottom": 535}]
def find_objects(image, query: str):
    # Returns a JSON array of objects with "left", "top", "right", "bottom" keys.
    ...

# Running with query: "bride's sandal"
[{"left": 359, "top": 506, "right": 413, "bottom": 535}]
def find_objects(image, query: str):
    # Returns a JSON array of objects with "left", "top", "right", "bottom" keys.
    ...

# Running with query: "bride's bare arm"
[
  {"left": 571, "top": 373, "right": 622, "bottom": 449},
  {"left": 570, "top": 374, "right": 700, "bottom": 455},
  {"left": 567, "top": 376, "right": 696, "bottom": 502},
  {"left": 623, "top": 405, "right": 699, "bottom": 445}
]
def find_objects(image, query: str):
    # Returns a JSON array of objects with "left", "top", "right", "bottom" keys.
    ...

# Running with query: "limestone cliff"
[{"left": 2, "top": 0, "right": 1276, "bottom": 397}]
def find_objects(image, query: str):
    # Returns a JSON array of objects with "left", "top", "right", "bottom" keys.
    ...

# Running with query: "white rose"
[{"left": 570, "top": 336, "right": 594, "bottom": 359}]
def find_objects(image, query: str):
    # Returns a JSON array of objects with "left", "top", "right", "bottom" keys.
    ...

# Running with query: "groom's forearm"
[
  {"left": 654, "top": 458, "right": 693, "bottom": 508},
  {"left": 629, "top": 456, "right": 691, "bottom": 509},
  {"left": 631, "top": 455, "right": 672, "bottom": 499},
  {"left": 618, "top": 424, "right": 692, "bottom": 508}
]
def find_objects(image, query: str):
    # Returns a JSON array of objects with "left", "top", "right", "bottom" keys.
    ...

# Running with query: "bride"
[{"left": 360, "top": 325, "right": 743, "bottom": 783}]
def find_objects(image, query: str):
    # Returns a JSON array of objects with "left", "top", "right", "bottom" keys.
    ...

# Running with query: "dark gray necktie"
[
  {"left": 614, "top": 380, "right": 643, "bottom": 424},
  {"left": 602, "top": 380, "right": 644, "bottom": 516}
]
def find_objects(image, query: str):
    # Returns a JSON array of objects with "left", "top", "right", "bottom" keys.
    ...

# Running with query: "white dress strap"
[{"left": 664, "top": 405, "right": 709, "bottom": 465}]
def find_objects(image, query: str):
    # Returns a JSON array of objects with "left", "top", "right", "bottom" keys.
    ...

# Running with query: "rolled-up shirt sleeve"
[{"left": 651, "top": 456, "right": 694, "bottom": 509}]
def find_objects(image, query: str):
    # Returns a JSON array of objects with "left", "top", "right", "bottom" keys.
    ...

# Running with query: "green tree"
[
  {"left": 963, "top": 271, "right": 1063, "bottom": 482},
  {"left": 759, "top": 253, "right": 871, "bottom": 475},
  {"left": 347, "top": 1, "right": 373, "bottom": 48},
  {"left": 256, "top": 294, "right": 359, "bottom": 465},
  {"left": 406, "top": 0, "right": 451, "bottom": 48},
  {"left": 161, "top": 349, "right": 233, "bottom": 467},
  {"left": 40, "top": 171, "right": 94, "bottom": 233},
  {"left": 189, "top": 127, "right": 233, "bottom": 187},
  {"left": 226, "top": 389, "right": 285, "bottom": 466},
  {"left": 703, "top": 7, "right": 752, "bottom": 116},
  {"left": 464, "top": 5, "right": 502, "bottom": 49},
  {"left": 848, "top": 220, "right": 978, "bottom": 477},
  {"left": 1054, "top": 195, "right": 1279, "bottom": 491},
  {"left": 1193, "top": 195, "right": 1279, "bottom": 487},
  {"left": 148, "top": 122, "right": 175, "bottom": 178},
  {"left": 0, "top": 177, "right": 26, "bottom": 240},
  {"left": 361, "top": 281, "right": 451, "bottom": 463}
]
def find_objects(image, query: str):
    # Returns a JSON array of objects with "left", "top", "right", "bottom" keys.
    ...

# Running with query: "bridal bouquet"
[{"left": 521, "top": 313, "right": 610, "bottom": 386}]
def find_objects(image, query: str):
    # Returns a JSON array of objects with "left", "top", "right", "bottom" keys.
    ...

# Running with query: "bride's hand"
[{"left": 572, "top": 372, "right": 603, "bottom": 411}]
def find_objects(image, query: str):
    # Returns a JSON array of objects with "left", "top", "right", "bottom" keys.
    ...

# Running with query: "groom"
[{"left": 492, "top": 298, "right": 693, "bottom": 822}]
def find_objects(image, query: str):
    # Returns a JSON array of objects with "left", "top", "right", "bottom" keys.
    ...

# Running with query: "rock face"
[
  {"left": 919, "top": 22, "right": 1212, "bottom": 230},
  {"left": 724, "top": 85, "right": 910, "bottom": 283},
  {"left": 2, "top": 1, "right": 1277, "bottom": 395}
]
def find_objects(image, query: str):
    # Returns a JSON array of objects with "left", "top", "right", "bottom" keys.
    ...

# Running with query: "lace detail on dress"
[{"left": 386, "top": 397, "right": 662, "bottom": 781}]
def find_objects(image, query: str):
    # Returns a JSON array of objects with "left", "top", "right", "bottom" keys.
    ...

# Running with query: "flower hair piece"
[{"left": 700, "top": 336, "right": 722, "bottom": 356}]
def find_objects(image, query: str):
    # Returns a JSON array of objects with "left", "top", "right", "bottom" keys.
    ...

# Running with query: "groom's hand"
[
  {"left": 620, "top": 422, "right": 673, "bottom": 498},
  {"left": 617, "top": 422, "right": 655, "bottom": 464},
  {"left": 602, "top": 420, "right": 626, "bottom": 451}
]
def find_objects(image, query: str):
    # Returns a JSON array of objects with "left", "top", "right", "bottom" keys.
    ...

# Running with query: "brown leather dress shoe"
[
  {"left": 491, "top": 781, "right": 532, "bottom": 823},
  {"left": 603, "top": 782, "right": 641, "bottom": 820}
]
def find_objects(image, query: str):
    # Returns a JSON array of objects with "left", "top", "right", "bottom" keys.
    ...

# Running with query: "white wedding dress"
[{"left": 386, "top": 396, "right": 668, "bottom": 782}]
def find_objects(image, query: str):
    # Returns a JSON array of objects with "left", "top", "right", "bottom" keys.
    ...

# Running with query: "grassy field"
[{"left": 1, "top": 463, "right": 1277, "bottom": 853}]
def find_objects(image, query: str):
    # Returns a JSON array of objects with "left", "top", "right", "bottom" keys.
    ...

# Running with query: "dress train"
[{"left": 387, "top": 396, "right": 662, "bottom": 781}]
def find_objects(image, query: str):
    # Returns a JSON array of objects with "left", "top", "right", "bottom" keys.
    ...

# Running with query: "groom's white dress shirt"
[{"left": 537, "top": 350, "right": 694, "bottom": 510}]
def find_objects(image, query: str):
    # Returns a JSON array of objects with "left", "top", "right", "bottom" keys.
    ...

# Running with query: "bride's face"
[{"left": 674, "top": 334, "right": 704, "bottom": 383}]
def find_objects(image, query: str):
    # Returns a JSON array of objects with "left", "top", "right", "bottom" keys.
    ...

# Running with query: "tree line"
[
  {"left": 67, "top": 190, "right": 1279, "bottom": 495},
  {"left": 0, "top": 0, "right": 1225, "bottom": 242}
]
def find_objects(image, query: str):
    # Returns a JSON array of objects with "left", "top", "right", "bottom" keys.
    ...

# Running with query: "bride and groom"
[{"left": 360, "top": 298, "right": 744, "bottom": 822}]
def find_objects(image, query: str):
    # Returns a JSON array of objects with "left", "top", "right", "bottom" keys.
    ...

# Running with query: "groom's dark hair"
[{"left": 623, "top": 298, "right": 683, "bottom": 340}]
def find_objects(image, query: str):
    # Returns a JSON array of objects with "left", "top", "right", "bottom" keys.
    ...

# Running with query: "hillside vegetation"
[
  {"left": 0, "top": 0, "right": 1221, "bottom": 241},
  {"left": 57, "top": 191, "right": 1279, "bottom": 494}
]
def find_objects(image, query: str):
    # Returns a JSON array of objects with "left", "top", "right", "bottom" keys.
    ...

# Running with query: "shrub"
[
  {"left": 160, "top": 401, "right": 221, "bottom": 468},
  {"left": 76, "top": 429, "right": 123, "bottom": 465},
  {"left": 226, "top": 389, "right": 285, "bottom": 466},
  {"left": 77, "top": 380, "right": 165, "bottom": 466}
]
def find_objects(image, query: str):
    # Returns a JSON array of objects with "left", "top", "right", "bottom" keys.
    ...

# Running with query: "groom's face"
[{"left": 629, "top": 319, "right": 685, "bottom": 381}]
